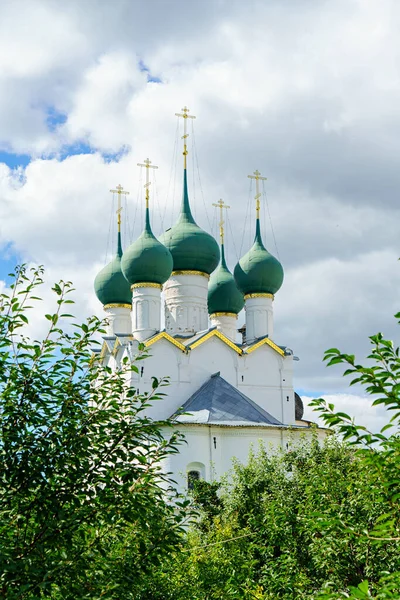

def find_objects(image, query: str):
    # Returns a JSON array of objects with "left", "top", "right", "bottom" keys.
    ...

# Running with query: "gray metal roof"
[{"left": 172, "top": 373, "right": 283, "bottom": 426}]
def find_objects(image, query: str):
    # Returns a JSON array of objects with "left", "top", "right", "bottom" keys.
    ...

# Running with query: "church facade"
[{"left": 93, "top": 108, "right": 324, "bottom": 493}]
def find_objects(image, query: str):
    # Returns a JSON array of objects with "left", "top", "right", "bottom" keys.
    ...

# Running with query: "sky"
[{"left": 0, "top": 0, "right": 398, "bottom": 432}]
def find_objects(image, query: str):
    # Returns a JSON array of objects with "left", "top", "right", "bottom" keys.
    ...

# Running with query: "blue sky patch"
[
  {"left": 0, "top": 151, "right": 31, "bottom": 169},
  {"left": 46, "top": 106, "right": 67, "bottom": 132},
  {"left": 0, "top": 244, "right": 22, "bottom": 283},
  {"left": 139, "top": 60, "right": 162, "bottom": 84}
]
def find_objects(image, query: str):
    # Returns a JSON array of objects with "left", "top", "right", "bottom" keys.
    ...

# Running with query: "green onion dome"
[
  {"left": 234, "top": 219, "right": 284, "bottom": 295},
  {"left": 208, "top": 244, "right": 244, "bottom": 315},
  {"left": 160, "top": 169, "right": 220, "bottom": 275},
  {"left": 94, "top": 232, "right": 132, "bottom": 306},
  {"left": 121, "top": 206, "right": 173, "bottom": 286}
]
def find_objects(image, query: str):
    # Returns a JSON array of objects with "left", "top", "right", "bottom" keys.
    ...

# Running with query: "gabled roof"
[
  {"left": 97, "top": 329, "right": 288, "bottom": 359},
  {"left": 185, "top": 327, "right": 242, "bottom": 355},
  {"left": 244, "top": 335, "right": 285, "bottom": 356},
  {"left": 144, "top": 330, "right": 186, "bottom": 352},
  {"left": 172, "top": 372, "right": 283, "bottom": 426}
]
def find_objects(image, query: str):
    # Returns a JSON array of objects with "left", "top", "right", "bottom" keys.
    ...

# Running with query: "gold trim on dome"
[
  {"left": 144, "top": 331, "right": 187, "bottom": 352},
  {"left": 245, "top": 337, "right": 284, "bottom": 356},
  {"left": 244, "top": 293, "right": 274, "bottom": 300},
  {"left": 131, "top": 282, "right": 163, "bottom": 290},
  {"left": 104, "top": 303, "right": 131, "bottom": 309},
  {"left": 189, "top": 329, "right": 242, "bottom": 355},
  {"left": 210, "top": 312, "right": 238, "bottom": 319},
  {"left": 171, "top": 270, "right": 210, "bottom": 279}
]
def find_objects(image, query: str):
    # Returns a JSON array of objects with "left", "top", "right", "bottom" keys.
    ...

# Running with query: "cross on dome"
[
  {"left": 248, "top": 169, "right": 267, "bottom": 219},
  {"left": 175, "top": 105, "right": 196, "bottom": 168},
  {"left": 110, "top": 184, "right": 129, "bottom": 231},
  {"left": 137, "top": 158, "right": 158, "bottom": 208},
  {"left": 212, "top": 199, "right": 230, "bottom": 244}
]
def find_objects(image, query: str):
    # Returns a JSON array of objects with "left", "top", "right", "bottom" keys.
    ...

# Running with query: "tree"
[
  {"left": 140, "top": 312, "right": 400, "bottom": 599},
  {"left": 309, "top": 310, "right": 400, "bottom": 598},
  {"left": 0, "top": 266, "right": 188, "bottom": 599}
]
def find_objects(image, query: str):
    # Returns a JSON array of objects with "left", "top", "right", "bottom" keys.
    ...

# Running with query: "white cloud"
[
  {"left": 302, "top": 393, "right": 394, "bottom": 435},
  {"left": 0, "top": 0, "right": 399, "bottom": 398}
]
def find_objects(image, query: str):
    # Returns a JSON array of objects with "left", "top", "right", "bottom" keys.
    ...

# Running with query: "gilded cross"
[
  {"left": 248, "top": 169, "right": 267, "bottom": 219},
  {"left": 175, "top": 106, "right": 196, "bottom": 168},
  {"left": 137, "top": 158, "right": 158, "bottom": 207},
  {"left": 212, "top": 199, "right": 230, "bottom": 244},
  {"left": 110, "top": 184, "right": 129, "bottom": 231}
]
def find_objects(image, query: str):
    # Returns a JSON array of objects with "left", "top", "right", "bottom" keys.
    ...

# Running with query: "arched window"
[{"left": 187, "top": 470, "right": 200, "bottom": 490}]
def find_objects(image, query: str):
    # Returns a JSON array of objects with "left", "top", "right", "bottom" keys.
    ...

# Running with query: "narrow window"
[{"left": 187, "top": 470, "right": 200, "bottom": 490}]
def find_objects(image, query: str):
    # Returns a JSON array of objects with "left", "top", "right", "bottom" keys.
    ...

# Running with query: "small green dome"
[
  {"left": 94, "top": 232, "right": 132, "bottom": 306},
  {"left": 234, "top": 219, "right": 284, "bottom": 295},
  {"left": 160, "top": 169, "right": 219, "bottom": 274},
  {"left": 208, "top": 244, "right": 244, "bottom": 315},
  {"left": 121, "top": 206, "right": 173, "bottom": 286}
]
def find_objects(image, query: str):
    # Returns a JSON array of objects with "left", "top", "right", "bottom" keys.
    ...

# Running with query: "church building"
[{"left": 93, "top": 107, "right": 323, "bottom": 493}]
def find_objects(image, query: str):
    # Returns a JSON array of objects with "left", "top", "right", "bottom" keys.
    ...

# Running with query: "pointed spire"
[
  {"left": 212, "top": 199, "right": 231, "bottom": 269},
  {"left": 180, "top": 167, "right": 195, "bottom": 223},
  {"left": 94, "top": 184, "right": 132, "bottom": 307},
  {"left": 254, "top": 216, "right": 265, "bottom": 248},
  {"left": 220, "top": 243, "right": 228, "bottom": 269},
  {"left": 160, "top": 108, "right": 220, "bottom": 275},
  {"left": 137, "top": 157, "right": 159, "bottom": 234},
  {"left": 117, "top": 230, "right": 123, "bottom": 257},
  {"left": 110, "top": 184, "right": 129, "bottom": 256},
  {"left": 247, "top": 169, "right": 268, "bottom": 247}
]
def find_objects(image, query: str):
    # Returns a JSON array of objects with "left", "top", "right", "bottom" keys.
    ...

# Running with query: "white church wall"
[
  {"left": 116, "top": 335, "right": 297, "bottom": 424},
  {"left": 241, "top": 347, "right": 296, "bottom": 424},
  {"left": 163, "top": 424, "right": 301, "bottom": 494}
]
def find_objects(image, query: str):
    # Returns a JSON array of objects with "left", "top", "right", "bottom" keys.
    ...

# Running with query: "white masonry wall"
[
  {"left": 161, "top": 424, "right": 323, "bottom": 494},
  {"left": 164, "top": 273, "right": 209, "bottom": 335},
  {"left": 131, "top": 286, "right": 161, "bottom": 341},
  {"left": 210, "top": 314, "right": 238, "bottom": 341},
  {"left": 245, "top": 296, "right": 274, "bottom": 343},
  {"left": 104, "top": 306, "right": 131, "bottom": 336},
  {"left": 119, "top": 336, "right": 295, "bottom": 426}
]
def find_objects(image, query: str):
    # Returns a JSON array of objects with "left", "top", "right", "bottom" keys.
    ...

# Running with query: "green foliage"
[
  {"left": 140, "top": 311, "right": 400, "bottom": 599},
  {"left": 0, "top": 266, "right": 187, "bottom": 599},
  {"left": 139, "top": 437, "right": 399, "bottom": 598}
]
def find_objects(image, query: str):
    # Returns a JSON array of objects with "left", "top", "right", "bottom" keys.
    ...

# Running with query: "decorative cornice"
[
  {"left": 171, "top": 270, "right": 210, "bottom": 279},
  {"left": 210, "top": 312, "right": 238, "bottom": 319},
  {"left": 144, "top": 331, "right": 187, "bottom": 352},
  {"left": 104, "top": 303, "right": 131, "bottom": 309},
  {"left": 244, "top": 293, "right": 274, "bottom": 300},
  {"left": 131, "top": 282, "right": 163, "bottom": 290},
  {"left": 189, "top": 329, "right": 242, "bottom": 355},
  {"left": 245, "top": 337, "right": 285, "bottom": 356}
]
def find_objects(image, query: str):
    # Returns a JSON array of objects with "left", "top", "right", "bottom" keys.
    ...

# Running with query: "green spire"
[
  {"left": 160, "top": 168, "right": 220, "bottom": 274},
  {"left": 121, "top": 181, "right": 173, "bottom": 286},
  {"left": 234, "top": 170, "right": 284, "bottom": 296},
  {"left": 234, "top": 215, "right": 284, "bottom": 296},
  {"left": 180, "top": 168, "right": 195, "bottom": 224},
  {"left": 160, "top": 106, "right": 219, "bottom": 274},
  {"left": 94, "top": 230, "right": 132, "bottom": 307},
  {"left": 208, "top": 242, "right": 244, "bottom": 315}
]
